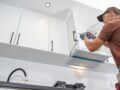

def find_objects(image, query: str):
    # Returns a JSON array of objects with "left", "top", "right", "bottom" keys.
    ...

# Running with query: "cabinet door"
[
  {"left": 0, "top": 3, "right": 22, "bottom": 44},
  {"left": 66, "top": 12, "right": 77, "bottom": 52},
  {"left": 17, "top": 10, "right": 49, "bottom": 51},
  {"left": 50, "top": 17, "right": 69, "bottom": 55}
]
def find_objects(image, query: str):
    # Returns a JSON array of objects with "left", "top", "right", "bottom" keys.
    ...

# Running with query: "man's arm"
[{"left": 83, "top": 37, "right": 105, "bottom": 52}]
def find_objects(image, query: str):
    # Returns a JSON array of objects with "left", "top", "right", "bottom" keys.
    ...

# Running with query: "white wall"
[{"left": 0, "top": 57, "right": 117, "bottom": 90}]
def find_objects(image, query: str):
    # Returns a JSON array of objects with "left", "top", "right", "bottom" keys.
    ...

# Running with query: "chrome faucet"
[{"left": 7, "top": 68, "right": 27, "bottom": 83}]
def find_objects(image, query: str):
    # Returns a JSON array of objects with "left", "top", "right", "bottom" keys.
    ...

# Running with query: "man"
[{"left": 80, "top": 7, "right": 120, "bottom": 83}]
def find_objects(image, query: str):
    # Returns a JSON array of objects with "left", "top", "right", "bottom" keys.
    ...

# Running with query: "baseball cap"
[{"left": 97, "top": 7, "right": 120, "bottom": 22}]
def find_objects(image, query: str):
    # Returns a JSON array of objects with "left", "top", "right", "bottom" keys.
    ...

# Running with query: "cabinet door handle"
[
  {"left": 73, "top": 31, "right": 77, "bottom": 41},
  {"left": 51, "top": 40, "right": 53, "bottom": 52},
  {"left": 16, "top": 33, "right": 21, "bottom": 45},
  {"left": 9, "top": 32, "right": 14, "bottom": 44}
]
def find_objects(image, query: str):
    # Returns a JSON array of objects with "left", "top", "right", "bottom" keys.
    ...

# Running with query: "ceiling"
[
  {"left": 74, "top": 0, "right": 120, "bottom": 11},
  {"left": 0, "top": 0, "right": 74, "bottom": 19},
  {"left": 1, "top": 0, "right": 120, "bottom": 18},
  {"left": 1, "top": 0, "right": 115, "bottom": 19}
]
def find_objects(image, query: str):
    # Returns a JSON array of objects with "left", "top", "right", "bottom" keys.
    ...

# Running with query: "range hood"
[
  {"left": 68, "top": 57, "right": 117, "bottom": 74},
  {"left": 68, "top": 41, "right": 116, "bottom": 72},
  {"left": 70, "top": 41, "right": 110, "bottom": 62},
  {"left": 68, "top": 57, "right": 103, "bottom": 69}
]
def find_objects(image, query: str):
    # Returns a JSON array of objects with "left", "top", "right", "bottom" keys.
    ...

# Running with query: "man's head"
[{"left": 97, "top": 7, "right": 120, "bottom": 23}]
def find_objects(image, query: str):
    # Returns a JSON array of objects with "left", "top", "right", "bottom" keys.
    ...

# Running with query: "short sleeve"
[{"left": 98, "top": 23, "right": 115, "bottom": 42}]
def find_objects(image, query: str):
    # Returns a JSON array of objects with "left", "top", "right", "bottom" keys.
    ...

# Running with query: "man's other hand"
[{"left": 80, "top": 32, "right": 87, "bottom": 40}]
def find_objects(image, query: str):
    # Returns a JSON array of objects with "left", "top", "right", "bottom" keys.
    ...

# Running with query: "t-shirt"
[{"left": 98, "top": 18, "right": 120, "bottom": 68}]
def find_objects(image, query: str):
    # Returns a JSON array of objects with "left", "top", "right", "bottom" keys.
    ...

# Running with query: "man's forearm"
[
  {"left": 83, "top": 37, "right": 104, "bottom": 52},
  {"left": 83, "top": 37, "right": 95, "bottom": 52}
]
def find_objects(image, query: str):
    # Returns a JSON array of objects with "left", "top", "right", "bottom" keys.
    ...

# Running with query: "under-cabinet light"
[{"left": 69, "top": 65, "right": 89, "bottom": 70}]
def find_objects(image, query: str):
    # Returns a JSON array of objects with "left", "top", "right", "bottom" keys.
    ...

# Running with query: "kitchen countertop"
[{"left": 0, "top": 81, "right": 75, "bottom": 90}]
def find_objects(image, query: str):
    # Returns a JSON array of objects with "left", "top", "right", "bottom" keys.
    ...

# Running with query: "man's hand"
[
  {"left": 80, "top": 32, "right": 96, "bottom": 40},
  {"left": 84, "top": 37, "right": 104, "bottom": 52},
  {"left": 80, "top": 32, "right": 87, "bottom": 40},
  {"left": 87, "top": 32, "right": 96, "bottom": 39}
]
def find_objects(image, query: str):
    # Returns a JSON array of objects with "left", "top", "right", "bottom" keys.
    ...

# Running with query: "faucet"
[{"left": 7, "top": 68, "right": 27, "bottom": 83}]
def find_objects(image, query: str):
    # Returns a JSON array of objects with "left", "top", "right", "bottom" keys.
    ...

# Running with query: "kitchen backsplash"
[{"left": 0, "top": 57, "right": 117, "bottom": 90}]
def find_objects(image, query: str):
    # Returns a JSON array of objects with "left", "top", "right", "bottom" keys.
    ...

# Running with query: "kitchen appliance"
[
  {"left": 53, "top": 81, "right": 86, "bottom": 90},
  {"left": 70, "top": 41, "right": 109, "bottom": 62}
]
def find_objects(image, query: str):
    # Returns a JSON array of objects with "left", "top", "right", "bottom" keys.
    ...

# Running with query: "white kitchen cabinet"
[
  {"left": 0, "top": 2, "right": 71, "bottom": 55},
  {"left": 16, "top": 10, "right": 50, "bottom": 51},
  {"left": 50, "top": 17, "right": 69, "bottom": 55},
  {"left": 0, "top": 3, "right": 22, "bottom": 44},
  {"left": 66, "top": 11, "right": 77, "bottom": 52}
]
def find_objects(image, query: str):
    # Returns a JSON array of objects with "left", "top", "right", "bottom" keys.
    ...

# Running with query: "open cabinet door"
[{"left": 66, "top": 10, "right": 78, "bottom": 53}]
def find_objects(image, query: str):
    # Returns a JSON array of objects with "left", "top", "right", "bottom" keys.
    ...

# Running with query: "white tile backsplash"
[
  {"left": 0, "top": 57, "right": 117, "bottom": 90},
  {"left": 0, "top": 57, "right": 13, "bottom": 81}
]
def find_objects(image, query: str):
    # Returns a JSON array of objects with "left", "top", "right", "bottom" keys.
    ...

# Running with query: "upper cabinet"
[
  {"left": 66, "top": 10, "right": 77, "bottom": 52},
  {"left": 0, "top": 3, "right": 22, "bottom": 44},
  {"left": 0, "top": 0, "right": 112, "bottom": 56},
  {"left": 0, "top": 1, "right": 70, "bottom": 55},
  {"left": 50, "top": 17, "right": 69, "bottom": 55},
  {"left": 16, "top": 10, "right": 50, "bottom": 51}
]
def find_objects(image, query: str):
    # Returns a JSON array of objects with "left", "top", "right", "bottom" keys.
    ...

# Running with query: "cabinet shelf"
[{"left": 0, "top": 42, "right": 117, "bottom": 74}]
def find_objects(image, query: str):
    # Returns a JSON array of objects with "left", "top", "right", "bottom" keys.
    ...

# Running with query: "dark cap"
[{"left": 97, "top": 7, "right": 120, "bottom": 22}]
